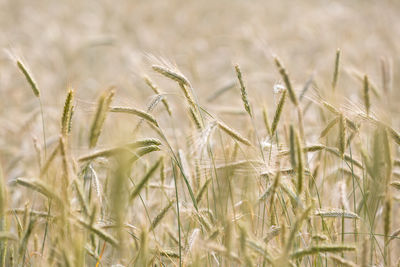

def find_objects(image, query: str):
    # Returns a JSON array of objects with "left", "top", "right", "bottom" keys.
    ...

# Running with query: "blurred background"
[{"left": 1, "top": 0, "right": 399, "bottom": 175}]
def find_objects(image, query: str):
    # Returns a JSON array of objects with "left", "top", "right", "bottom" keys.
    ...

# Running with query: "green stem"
[{"left": 172, "top": 163, "right": 182, "bottom": 267}]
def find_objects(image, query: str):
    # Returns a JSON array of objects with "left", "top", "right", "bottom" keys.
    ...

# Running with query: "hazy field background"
[{"left": 1, "top": 0, "right": 400, "bottom": 266}]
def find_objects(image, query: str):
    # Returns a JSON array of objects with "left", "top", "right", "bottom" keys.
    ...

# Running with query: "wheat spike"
[
  {"left": 234, "top": 64, "right": 252, "bottom": 117},
  {"left": 274, "top": 57, "right": 298, "bottom": 106},
  {"left": 217, "top": 121, "right": 252, "bottom": 146},
  {"left": 271, "top": 89, "right": 287, "bottom": 136},
  {"left": 143, "top": 75, "right": 172, "bottom": 115},
  {"left": 110, "top": 106, "right": 158, "bottom": 127},
  {"left": 89, "top": 89, "right": 114, "bottom": 148},
  {"left": 17, "top": 60, "right": 40, "bottom": 97},
  {"left": 149, "top": 199, "right": 175, "bottom": 231},
  {"left": 61, "top": 89, "right": 74, "bottom": 136},
  {"left": 152, "top": 65, "right": 191, "bottom": 87},
  {"left": 332, "top": 48, "right": 341, "bottom": 90},
  {"left": 130, "top": 158, "right": 162, "bottom": 201},
  {"left": 291, "top": 244, "right": 356, "bottom": 259}
]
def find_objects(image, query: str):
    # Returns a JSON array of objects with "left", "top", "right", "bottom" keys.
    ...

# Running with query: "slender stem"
[
  {"left": 41, "top": 199, "right": 52, "bottom": 255},
  {"left": 39, "top": 99, "right": 47, "bottom": 158},
  {"left": 172, "top": 163, "right": 182, "bottom": 267}
]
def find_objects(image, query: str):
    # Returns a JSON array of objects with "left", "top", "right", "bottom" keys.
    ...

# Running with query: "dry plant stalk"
[
  {"left": 363, "top": 75, "right": 370, "bottom": 116},
  {"left": 338, "top": 113, "right": 346, "bottom": 158},
  {"left": 289, "top": 125, "right": 296, "bottom": 170},
  {"left": 294, "top": 129, "right": 304, "bottom": 194},
  {"left": 384, "top": 193, "right": 392, "bottom": 264}
]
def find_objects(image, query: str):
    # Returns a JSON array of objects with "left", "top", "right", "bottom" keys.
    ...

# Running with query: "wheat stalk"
[{"left": 338, "top": 113, "right": 346, "bottom": 158}]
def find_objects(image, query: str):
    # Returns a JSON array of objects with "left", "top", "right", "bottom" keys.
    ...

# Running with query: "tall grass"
[
  {"left": 2, "top": 52, "right": 399, "bottom": 266},
  {"left": 1, "top": 1, "right": 400, "bottom": 266}
]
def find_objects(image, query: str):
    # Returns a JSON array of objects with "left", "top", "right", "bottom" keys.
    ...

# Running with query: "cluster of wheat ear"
[{"left": 1, "top": 48, "right": 400, "bottom": 267}]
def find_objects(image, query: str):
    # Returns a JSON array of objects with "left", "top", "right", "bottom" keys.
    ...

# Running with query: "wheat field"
[{"left": 1, "top": 0, "right": 400, "bottom": 266}]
